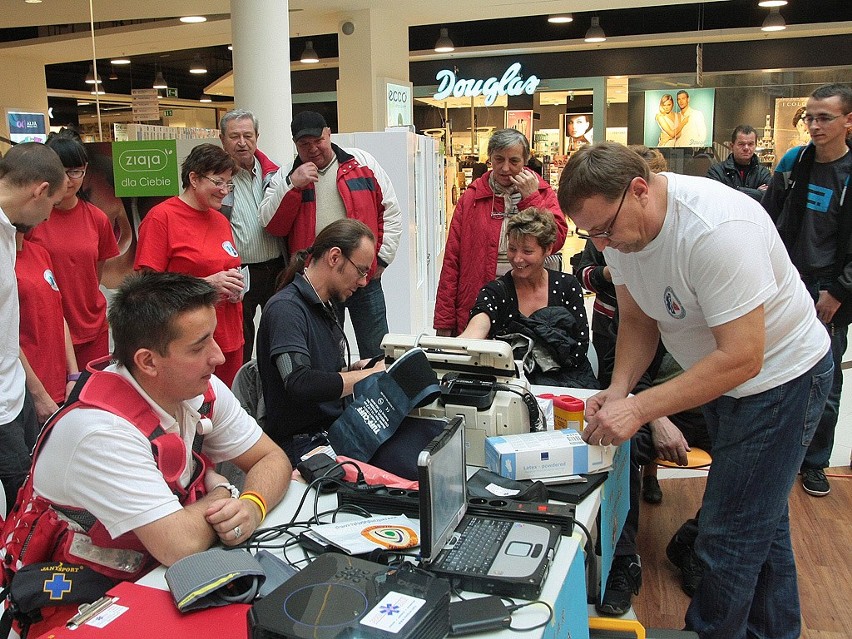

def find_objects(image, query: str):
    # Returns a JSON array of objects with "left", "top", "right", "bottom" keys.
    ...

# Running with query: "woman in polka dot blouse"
[{"left": 460, "top": 207, "right": 598, "bottom": 388}]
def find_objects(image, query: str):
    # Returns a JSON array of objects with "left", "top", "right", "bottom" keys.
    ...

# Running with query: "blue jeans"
[
  {"left": 338, "top": 276, "right": 389, "bottom": 359},
  {"left": 685, "top": 350, "right": 832, "bottom": 639},
  {"left": 801, "top": 275, "right": 847, "bottom": 470}
]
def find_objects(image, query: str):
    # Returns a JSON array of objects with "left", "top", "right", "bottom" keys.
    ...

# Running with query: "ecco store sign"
[
  {"left": 385, "top": 82, "right": 413, "bottom": 127},
  {"left": 433, "top": 63, "right": 540, "bottom": 106}
]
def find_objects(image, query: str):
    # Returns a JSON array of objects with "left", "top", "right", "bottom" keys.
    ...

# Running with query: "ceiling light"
[
  {"left": 153, "top": 70, "right": 168, "bottom": 89},
  {"left": 109, "top": 66, "right": 118, "bottom": 81},
  {"left": 180, "top": 16, "right": 207, "bottom": 23},
  {"left": 90, "top": 88, "right": 105, "bottom": 95},
  {"left": 227, "top": 45, "right": 233, "bottom": 51},
  {"left": 84, "top": 64, "right": 102, "bottom": 85},
  {"left": 24, "top": 0, "right": 42, "bottom": 4},
  {"left": 434, "top": 28, "right": 454, "bottom": 53},
  {"left": 761, "top": 8, "right": 786, "bottom": 31},
  {"left": 548, "top": 14, "right": 574, "bottom": 24},
  {"left": 200, "top": 95, "right": 212, "bottom": 103},
  {"left": 585, "top": 17, "right": 607, "bottom": 43},
  {"left": 758, "top": 1, "right": 787, "bottom": 7},
  {"left": 189, "top": 55, "right": 207, "bottom": 74},
  {"left": 300, "top": 40, "right": 319, "bottom": 64}
]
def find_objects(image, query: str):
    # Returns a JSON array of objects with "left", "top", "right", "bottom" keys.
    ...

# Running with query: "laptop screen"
[{"left": 417, "top": 416, "right": 467, "bottom": 563}]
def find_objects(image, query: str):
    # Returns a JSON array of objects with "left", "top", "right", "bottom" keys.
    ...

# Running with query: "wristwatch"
[{"left": 213, "top": 482, "right": 240, "bottom": 499}]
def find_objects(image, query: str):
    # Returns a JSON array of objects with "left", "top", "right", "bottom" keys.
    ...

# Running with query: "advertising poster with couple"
[{"left": 643, "top": 88, "right": 715, "bottom": 148}]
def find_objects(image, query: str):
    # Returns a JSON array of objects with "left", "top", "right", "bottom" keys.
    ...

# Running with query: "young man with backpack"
[{"left": 763, "top": 83, "right": 852, "bottom": 497}]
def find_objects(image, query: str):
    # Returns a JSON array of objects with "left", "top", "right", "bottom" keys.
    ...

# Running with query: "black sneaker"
[
  {"left": 595, "top": 554, "right": 642, "bottom": 616},
  {"left": 802, "top": 468, "right": 830, "bottom": 496},
  {"left": 641, "top": 476, "right": 663, "bottom": 504},
  {"left": 666, "top": 532, "right": 704, "bottom": 597}
]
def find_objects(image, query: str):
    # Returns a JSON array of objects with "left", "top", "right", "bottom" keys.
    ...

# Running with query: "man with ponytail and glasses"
[{"left": 256, "top": 219, "right": 385, "bottom": 464}]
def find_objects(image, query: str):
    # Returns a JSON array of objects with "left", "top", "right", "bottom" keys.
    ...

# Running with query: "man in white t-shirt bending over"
[{"left": 557, "top": 142, "right": 831, "bottom": 639}]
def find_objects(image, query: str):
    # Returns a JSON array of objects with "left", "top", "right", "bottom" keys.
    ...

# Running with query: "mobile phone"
[{"left": 537, "top": 475, "right": 588, "bottom": 486}]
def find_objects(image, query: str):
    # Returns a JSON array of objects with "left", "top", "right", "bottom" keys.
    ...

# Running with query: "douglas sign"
[{"left": 433, "top": 63, "right": 540, "bottom": 106}]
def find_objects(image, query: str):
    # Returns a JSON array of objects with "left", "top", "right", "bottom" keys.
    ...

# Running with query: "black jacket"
[{"left": 706, "top": 153, "right": 771, "bottom": 202}]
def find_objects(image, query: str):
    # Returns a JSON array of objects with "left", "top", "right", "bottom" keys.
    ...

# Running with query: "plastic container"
[{"left": 537, "top": 393, "right": 585, "bottom": 431}]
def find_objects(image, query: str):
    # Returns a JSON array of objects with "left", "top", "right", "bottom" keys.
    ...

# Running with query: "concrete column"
[
  {"left": 231, "top": 0, "right": 293, "bottom": 164},
  {"left": 337, "top": 9, "right": 409, "bottom": 133},
  {"left": 0, "top": 55, "right": 49, "bottom": 153}
]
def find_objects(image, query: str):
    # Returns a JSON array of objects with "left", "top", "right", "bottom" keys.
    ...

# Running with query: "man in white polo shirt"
[
  {"left": 558, "top": 142, "right": 831, "bottom": 639},
  {"left": 0, "top": 142, "right": 67, "bottom": 507}
]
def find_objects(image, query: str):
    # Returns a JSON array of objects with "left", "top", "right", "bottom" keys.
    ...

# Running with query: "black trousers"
[{"left": 242, "top": 256, "right": 286, "bottom": 363}]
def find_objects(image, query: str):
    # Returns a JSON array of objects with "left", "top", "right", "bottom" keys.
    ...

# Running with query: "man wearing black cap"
[{"left": 259, "top": 111, "right": 401, "bottom": 359}]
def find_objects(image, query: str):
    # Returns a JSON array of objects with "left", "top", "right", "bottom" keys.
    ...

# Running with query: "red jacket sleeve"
[
  {"left": 433, "top": 195, "right": 467, "bottom": 332},
  {"left": 264, "top": 188, "right": 302, "bottom": 238}
]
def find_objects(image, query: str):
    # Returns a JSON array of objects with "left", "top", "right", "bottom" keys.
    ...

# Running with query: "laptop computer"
[{"left": 417, "top": 416, "right": 561, "bottom": 599}]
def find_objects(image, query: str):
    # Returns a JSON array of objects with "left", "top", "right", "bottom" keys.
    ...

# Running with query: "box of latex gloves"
[{"left": 485, "top": 429, "right": 614, "bottom": 480}]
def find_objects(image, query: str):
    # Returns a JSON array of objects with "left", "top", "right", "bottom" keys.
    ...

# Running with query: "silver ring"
[{"left": 233, "top": 525, "right": 242, "bottom": 539}]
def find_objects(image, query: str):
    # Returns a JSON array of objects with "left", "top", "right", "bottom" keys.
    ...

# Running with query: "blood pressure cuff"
[
  {"left": 327, "top": 348, "right": 441, "bottom": 479},
  {"left": 165, "top": 548, "right": 265, "bottom": 612}
]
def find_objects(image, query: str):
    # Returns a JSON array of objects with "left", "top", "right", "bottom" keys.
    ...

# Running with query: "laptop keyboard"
[{"left": 441, "top": 517, "right": 512, "bottom": 574}]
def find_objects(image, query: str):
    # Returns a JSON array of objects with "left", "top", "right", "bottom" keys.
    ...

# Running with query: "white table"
[{"left": 138, "top": 387, "right": 606, "bottom": 638}]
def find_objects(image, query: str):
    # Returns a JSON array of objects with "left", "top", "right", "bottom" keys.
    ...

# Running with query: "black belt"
[{"left": 246, "top": 256, "right": 285, "bottom": 270}]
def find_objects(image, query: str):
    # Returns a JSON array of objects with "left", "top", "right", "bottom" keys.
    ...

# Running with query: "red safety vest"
[{"left": 0, "top": 361, "right": 215, "bottom": 585}]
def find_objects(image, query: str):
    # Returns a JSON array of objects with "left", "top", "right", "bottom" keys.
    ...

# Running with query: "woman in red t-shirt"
[
  {"left": 15, "top": 232, "right": 79, "bottom": 422},
  {"left": 134, "top": 144, "right": 244, "bottom": 387},
  {"left": 29, "top": 131, "right": 120, "bottom": 370}
]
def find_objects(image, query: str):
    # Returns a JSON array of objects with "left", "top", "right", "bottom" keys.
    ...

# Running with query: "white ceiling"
[{"left": 0, "top": 0, "right": 734, "bottom": 64}]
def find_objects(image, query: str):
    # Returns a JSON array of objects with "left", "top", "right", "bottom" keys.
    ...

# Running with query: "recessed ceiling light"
[
  {"left": 200, "top": 95, "right": 212, "bottom": 103},
  {"left": 24, "top": 0, "right": 43, "bottom": 4},
  {"left": 548, "top": 14, "right": 574, "bottom": 24},
  {"left": 758, "top": 1, "right": 787, "bottom": 7},
  {"left": 180, "top": 16, "right": 207, "bottom": 24},
  {"left": 111, "top": 58, "right": 131, "bottom": 65}
]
